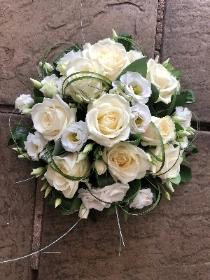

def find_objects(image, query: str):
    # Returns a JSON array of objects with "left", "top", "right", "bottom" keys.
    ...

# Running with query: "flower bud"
[
  {"left": 39, "top": 61, "right": 54, "bottom": 74},
  {"left": 95, "top": 159, "right": 107, "bottom": 175},
  {"left": 44, "top": 186, "right": 52, "bottom": 198},
  {"left": 55, "top": 198, "right": 62, "bottom": 208},
  {"left": 31, "top": 167, "right": 46, "bottom": 177},
  {"left": 166, "top": 181, "right": 174, "bottom": 193},
  {"left": 78, "top": 204, "right": 89, "bottom": 219},
  {"left": 30, "top": 78, "right": 42, "bottom": 89}
]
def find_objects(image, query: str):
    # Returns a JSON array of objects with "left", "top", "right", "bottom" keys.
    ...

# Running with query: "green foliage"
[
  {"left": 53, "top": 140, "right": 65, "bottom": 156},
  {"left": 33, "top": 87, "right": 44, "bottom": 104},
  {"left": 180, "top": 165, "right": 192, "bottom": 183},
  {"left": 117, "top": 57, "right": 148, "bottom": 79},
  {"left": 162, "top": 59, "right": 181, "bottom": 79},
  {"left": 170, "top": 174, "right": 181, "bottom": 185},
  {"left": 175, "top": 90, "right": 195, "bottom": 106},
  {"left": 127, "top": 133, "right": 142, "bottom": 146},
  {"left": 95, "top": 172, "right": 115, "bottom": 188},
  {"left": 149, "top": 84, "right": 159, "bottom": 103},
  {"left": 113, "top": 33, "right": 135, "bottom": 51},
  {"left": 123, "top": 180, "right": 141, "bottom": 204},
  {"left": 8, "top": 126, "right": 30, "bottom": 148}
]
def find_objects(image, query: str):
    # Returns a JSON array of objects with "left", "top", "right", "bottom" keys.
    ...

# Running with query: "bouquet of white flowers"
[{"left": 10, "top": 31, "right": 197, "bottom": 220}]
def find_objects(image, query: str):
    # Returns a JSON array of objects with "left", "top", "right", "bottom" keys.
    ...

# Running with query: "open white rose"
[
  {"left": 31, "top": 95, "right": 76, "bottom": 141},
  {"left": 130, "top": 188, "right": 153, "bottom": 209},
  {"left": 78, "top": 183, "right": 129, "bottom": 211},
  {"left": 65, "top": 57, "right": 103, "bottom": 103},
  {"left": 24, "top": 131, "right": 47, "bottom": 161},
  {"left": 104, "top": 142, "right": 150, "bottom": 184},
  {"left": 151, "top": 144, "right": 183, "bottom": 180},
  {"left": 142, "top": 116, "right": 175, "bottom": 146},
  {"left": 15, "top": 94, "right": 34, "bottom": 114},
  {"left": 61, "top": 121, "right": 88, "bottom": 152},
  {"left": 56, "top": 50, "right": 82, "bottom": 75},
  {"left": 86, "top": 94, "right": 131, "bottom": 147},
  {"left": 83, "top": 38, "right": 129, "bottom": 80},
  {"left": 173, "top": 106, "right": 192, "bottom": 129},
  {"left": 45, "top": 154, "right": 89, "bottom": 199},
  {"left": 127, "top": 50, "right": 144, "bottom": 63},
  {"left": 131, "top": 103, "right": 151, "bottom": 134},
  {"left": 120, "top": 71, "right": 152, "bottom": 104},
  {"left": 147, "top": 59, "right": 180, "bottom": 104},
  {"left": 40, "top": 74, "right": 62, "bottom": 97}
]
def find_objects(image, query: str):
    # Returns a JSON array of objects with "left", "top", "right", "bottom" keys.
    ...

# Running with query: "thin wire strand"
[
  {"left": 80, "top": 0, "right": 86, "bottom": 44},
  {"left": 115, "top": 206, "right": 125, "bottom": 256}
]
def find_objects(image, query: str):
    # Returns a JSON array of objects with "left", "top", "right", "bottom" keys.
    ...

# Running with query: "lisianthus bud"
[
  {"left": 55, "top": 198, "right": 62, "bottom": 208},
  {"left": 30, "top": 78, "right": 42, "bottom": 89},
  {"left": 39, "top": 61, "right": 54, "bottom": 74},
  {"left": 95, "top": 159, "right": 107, "bottom": 175},
  {"left": 31, "top": 167, "right": 46, "bottom": 177},
  {"left": 78, "top": 204, "right": 89, "bottom": 219}
]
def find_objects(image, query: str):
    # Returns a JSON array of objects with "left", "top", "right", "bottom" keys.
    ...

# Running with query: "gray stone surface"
[
  {"left": 162, "top": 0, "right": 210, "bottom": 122},
  {"left": 0, "top": 0, "right": 158, "bottom": 105},
  {"left": 0, "top": 113, "right": 36, "bottom": 279},
  {"left": 38, "top": 132, "right": 210, "bottom": 280}
]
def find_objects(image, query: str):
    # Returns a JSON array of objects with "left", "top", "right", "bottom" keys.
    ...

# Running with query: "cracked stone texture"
[
  {"left": 0, "top": 0, "right": 158, "bottom": 105},
  {"left": 162, "top": 0, "right": 210, "bottom": 122},
  {"left": 38, "top": 132, "right": 210, "bottom": 280},
  {"left": 0, "top": 113, "right": 36, "bottom": 279}
]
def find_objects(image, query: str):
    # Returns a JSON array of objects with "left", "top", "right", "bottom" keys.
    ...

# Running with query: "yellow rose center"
[{"left": 97, "top": 111, "right": 121, "bottom": 135}]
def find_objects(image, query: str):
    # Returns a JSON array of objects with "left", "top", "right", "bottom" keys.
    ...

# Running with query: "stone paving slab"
[
  {"left": 0, "top": 0, "right": 158, "bottom": 105},
  {"left": 38, "top": 132, "right": 210, "bottom": 280},
  {"left": 162, "top": 0, "right": 210, "bottom": 123},
  {"left": 0, "top": 113, "right": 36, "bottom": 279}
]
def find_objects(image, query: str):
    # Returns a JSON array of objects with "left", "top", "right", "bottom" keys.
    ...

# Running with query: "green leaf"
[
  {"left": 33, "top": 87, "right": 44, "bottom": 104},
  {"left": 149, "top": 84, "right": 159, "bottom": 103},
  {"left": 96, "top": 172, "right": 115, "bottom": 188},
  {"left": 60, "top": 197, "right": 82, "bottom": 215},
  {"left": 180, "top": 165, "right": 192, "bottom": 183},
  {"left": 53, "top": 140, "right": 65, "bottom": 156},
  {"left": 170, "top": 174, "right": 181, "bottom": 185},
  {"left": 114, "top": 33, "right": 134, "bottom": 51},
  {"left": 175, "top": 123, "right": 183, "bottom": 132},
  {"left": 123, "top": 180, "right": 141, "bottom": 203},
  {"left": 175, "top": 90, "right": 196, "bottom": 107},
  {"left": 127, "top": 133, "right": 142, "bottom": 146},
  {"left": 117, "top": 57, "right": 148, "bottom": 79},
  {"left": 8, "top": 126, "right": 30, "bottom": 148},
  {"left": 162, "top": 59, "right": 181, "bottom": 79}
]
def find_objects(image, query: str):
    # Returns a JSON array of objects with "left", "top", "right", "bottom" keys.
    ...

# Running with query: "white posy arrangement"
[{"left": 10, "top": 31, "right": 197, "bottom": 220}]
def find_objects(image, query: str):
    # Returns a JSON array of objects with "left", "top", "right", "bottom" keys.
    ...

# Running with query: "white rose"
[
  {"left": 61, "top": 121, "right": 88, "bottom": 152},
  {"left": 78, "top": 183, "right": 129, "bottom": 211},
  {"left": 56, "top": 50, "right": 82, "bottom": 75},
  {"left": 86, "top": 94, "right": 131, "bottom": 147},
  {"left": 130, "top": 188, "right": 153, "bottom": 209},
  {"left": 15, "top": 94, "right": 34, "bottom": 114},
  {"left": 31, "top": 95, "right": 76, "bottom": 141},
  {"left": 104, "top": 142, "right": 150, "bottom": 184},
  {"left": 127, "top": 50, "right": 144, "bottom": 63},
  {"left": 173, "top": 106, "right": 192, "bottom": 129},
  {"left": 151, "top": 144, "right": 183, "bottom": 180},
  {"left": 65, "top": 57, "right": 103, "bottom": 103},
  {"left": 83, "top": 38, "right": 129, "bottom": 80},
  {"left": 40, "top": 74, "right": 61, "bottom": 97},
  {"left": 94, "top": 159, "right": 107, "bottom": 175},
  {"left": 131, "top": 103, "right": 151, "bottom": 134},
  {"left": 24, "top": 131, "right": 47, "bottom": 161},
  {"left": 142, "top": 116, "right": 176, "bottom": 146},
  {"left": 147, "top": 59, "right": 180, "bottom": 104},
  {"left": 120, "top": 71, "right": 152, "bottom": 104},
  {"left": 45, "top": 153, "right": 89, "bottom": 199}
]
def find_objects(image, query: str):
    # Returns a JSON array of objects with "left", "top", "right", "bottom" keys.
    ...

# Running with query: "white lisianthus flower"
[
  {"left": 65, "top": 57, "right": 103, "bottom": 103},
  {"left": 127, "top": 50, "right": 144, "bottom": 63},
  {"left": 94, "top": 159, "right": 107, "bottom": 175},
  {"left": 86, "top": 94, "right": 131, "bottom": 147},
  {"left": 147, "top": 59, "right": 180, "bottom": 104},
  {"left": 120, "top": 71, "right": 152, "bottom": 104},
  {"left": 24, "top": 131, "right": 47, "bottom": 161},
  {"left": 130, "top": 188, "right": 153, "bottom": 209},
  {"left": 173, "top": 106, "right": 192, "bottom": 129},
  {"left": 61, "top": 121, "right": 88, "bottom": 152},
  {"left": 103, "top": 142, "right": 150, "bottom": 184},
  {"left": 45, "top": 154, "right": 89, "bottom": 199},
  {"left": 56, "top": 50, "right": 82, "bottom": 75},
  {"left": 142, "top": 116, "right": 176, "bottom": 146},
  {"left": 78, "top": 183, "right": 129, "bottom": 211},
  {"left": 31, "top": 95, "right": 76, "bottom": 141},
  {"left": 15, "top": 94, "right": 34, "bottom": 114},
  {"left": 151, "top": 144, "right": 183, "bottom": 180},
  {"left": 40, "top": 74, "right": 62, "bottom": 97},
  {"left": 131, "top": 103, "right": 151, "bottom": 134},
  {"left": 83, "top": 38, "right": 129, "bottom": 80}
]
